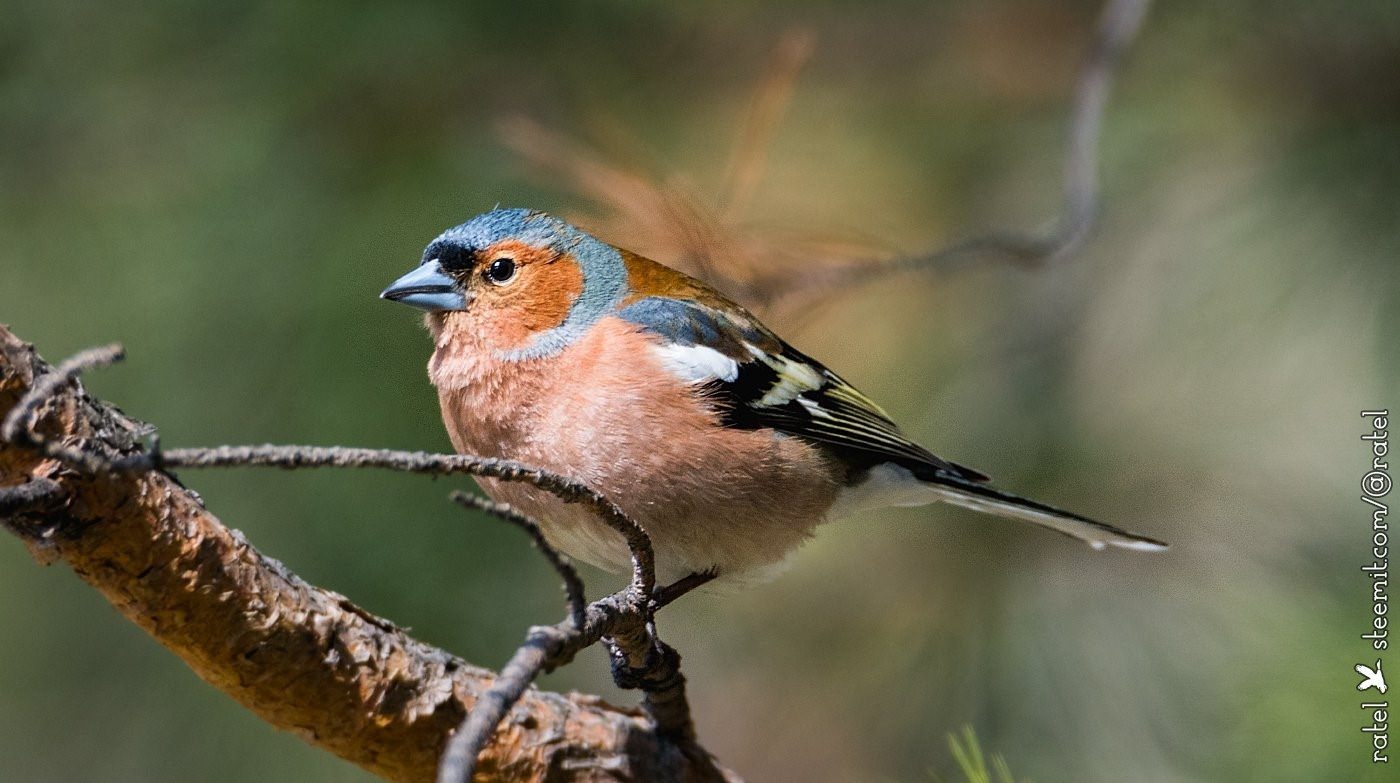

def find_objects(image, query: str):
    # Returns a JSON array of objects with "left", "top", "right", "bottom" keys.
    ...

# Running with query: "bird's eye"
[{"left": 485, "top": 257, "right": 517, "bottom": 285}]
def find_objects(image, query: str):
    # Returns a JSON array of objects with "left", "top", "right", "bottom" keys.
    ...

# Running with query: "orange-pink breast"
[{"left": 426, "top": 313, "right": 841, "bottom": 584}]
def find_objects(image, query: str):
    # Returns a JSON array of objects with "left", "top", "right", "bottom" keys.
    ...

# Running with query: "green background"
[{"left": 2, "top": 1, "right": 1397, "bottom": 780}]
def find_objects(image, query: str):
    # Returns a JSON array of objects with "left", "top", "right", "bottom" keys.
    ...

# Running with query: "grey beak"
[{"left": 380, "top": 260, "right": 468, "bottom": 312}]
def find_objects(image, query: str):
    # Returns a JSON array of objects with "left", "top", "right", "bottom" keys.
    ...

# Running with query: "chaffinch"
[{"left": 382, "top": 208, "right": 1166, "bottom": 587}]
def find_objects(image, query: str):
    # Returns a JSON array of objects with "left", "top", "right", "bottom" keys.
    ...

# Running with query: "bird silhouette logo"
[{"left": 1357, "top": 660, "right": 1388, "bottom": 694}]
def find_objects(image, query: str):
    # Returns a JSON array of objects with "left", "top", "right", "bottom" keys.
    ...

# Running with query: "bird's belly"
[
  {"left": 475, "top": 474, "right": 823, "bottom": 586},
  {"left": 432, "top": 318, "right": 842, "bottom": 584}
]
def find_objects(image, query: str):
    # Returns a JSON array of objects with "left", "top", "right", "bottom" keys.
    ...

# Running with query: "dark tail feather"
[{"left": 926, "top": 473, "right": 1169, "bottom": 552}]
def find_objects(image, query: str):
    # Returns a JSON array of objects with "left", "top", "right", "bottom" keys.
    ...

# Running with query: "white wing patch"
[
  {"left": 652, "top": 343, "right": 740, "bottom": 384},
  {"left": 742, "top": 343, "right": 825, "bottom": 407}
]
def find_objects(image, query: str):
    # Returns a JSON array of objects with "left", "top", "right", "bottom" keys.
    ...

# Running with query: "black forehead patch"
[{"left": 426, "top": 240, "right": 475, "bottom": 272}]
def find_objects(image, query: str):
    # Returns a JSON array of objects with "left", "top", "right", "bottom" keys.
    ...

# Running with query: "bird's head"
[{"left": 381, "top": 208, "right": 628, "bottom": 359}]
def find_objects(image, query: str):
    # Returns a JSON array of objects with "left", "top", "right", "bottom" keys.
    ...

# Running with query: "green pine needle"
[{"left": 936, "top": 725, "right": 1027, "bottom": 783}]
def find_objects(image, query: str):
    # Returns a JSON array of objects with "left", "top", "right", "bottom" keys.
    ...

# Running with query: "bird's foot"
[{"left": 607, "top": 636, "right": 684, "bottom": 692}]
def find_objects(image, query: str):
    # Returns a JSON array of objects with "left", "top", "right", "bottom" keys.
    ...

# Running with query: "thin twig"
[
  {"left": 436, "top": 624, "right": 573, "bottom": 783},
  {"left": 116, "top": 444, "right": 655, "bottom": 599},
  {"left": 443, "top": 491, "right": 702, "bottom": 781},
  {"left": 436, "top": 590, "right": 676, "bottom": 782},
  {"left": 1, "top": 344, "right": 125, "bottom": 473},
  {"left": 435, "top": 601, "right": 704, "bottom": 782},
  {"left": 439, "top": 492, "right": 588, "bottom": 783},
  {"left": 450, "top": 491, "right": 587, "bottom": 627},
  {"left": 652, "top": 570, "right": 718, "bottom": 609}
]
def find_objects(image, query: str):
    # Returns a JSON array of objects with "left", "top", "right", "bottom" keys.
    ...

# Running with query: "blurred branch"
[
  {"left": 0, "top": 324, "right": 737, "bottom": 783},
  {"left": 720, "top": 28, "right": 816, "bottom": 222},
  {"left": 502, "top": 0, "right": 1153, "bottom": 310},
  {"left": 497, "top": 24, "right": 868, "bottom": 311},
  {"left": 804, "top": 0, "right": 1154, "bottom": 286}
]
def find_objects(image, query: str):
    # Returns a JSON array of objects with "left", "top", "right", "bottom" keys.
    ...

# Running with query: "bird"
[{"left": 381, "top": 208, "right": 1167, "bottom": 592}]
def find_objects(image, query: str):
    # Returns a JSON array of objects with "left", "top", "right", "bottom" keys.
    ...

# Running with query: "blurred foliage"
[
  {"left": 2, "top": 1, "right": 1399, "bottom": 781},
  {"left": 941, "top": 726, "right": 1025, "bottom": 783}
]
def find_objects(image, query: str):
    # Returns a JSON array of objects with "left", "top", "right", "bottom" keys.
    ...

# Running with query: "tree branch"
[
  {"left": 451, "top": 491, "right": 588, "bottom": 627},
  {"left": 0, "top": 324, "right": 737, "bottom": 783},
  {"left": 802, "top": 0, "right": 1153, "bottom": 288},
  {"left": 120, "top": 444, "right": 657, "bottom": 600}
]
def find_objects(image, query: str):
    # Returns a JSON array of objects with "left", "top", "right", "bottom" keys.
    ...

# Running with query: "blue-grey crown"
[{"left": 427, "top": 208, "right": 580, "bottom": 260}]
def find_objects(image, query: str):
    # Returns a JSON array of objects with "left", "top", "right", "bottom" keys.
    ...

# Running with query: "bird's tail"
[{"left": 925, "top": 473, "right": 1169, "bottom": 552}]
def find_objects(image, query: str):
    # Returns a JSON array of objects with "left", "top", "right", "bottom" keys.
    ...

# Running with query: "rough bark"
[{"left": 0, "top": 324, "right": 734, "bottom": 783}]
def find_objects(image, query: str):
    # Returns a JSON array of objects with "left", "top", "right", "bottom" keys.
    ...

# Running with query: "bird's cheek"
[
  {"left": 422, "top": 294, "right": 518, "bottom": 350},
  {"left": 482, "top": 306, "right": 544, "bottom": 352}
]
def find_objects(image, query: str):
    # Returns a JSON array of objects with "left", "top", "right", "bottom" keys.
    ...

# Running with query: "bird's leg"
[
  {"left": 604, "top": 569, "right": 714, "bottom": 693},
  {"left": 651, "top": 569, "right": 718, "bottom": 610},
  {"left": 604, "top": 619, "right": 655, "bottom": 691}
]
